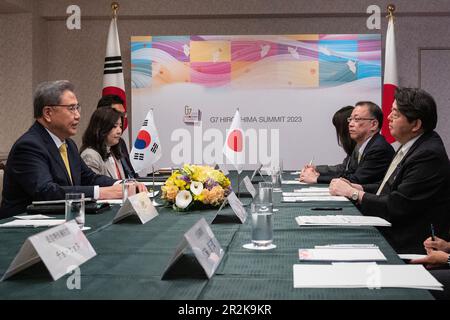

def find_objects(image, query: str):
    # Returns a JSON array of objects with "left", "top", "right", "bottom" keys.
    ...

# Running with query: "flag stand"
[
  {"left": 237, "top": 171, "right": 240, "bottom": 197},
  {"left": 151, "top": 165, "right": 163, "bottom": 207}
]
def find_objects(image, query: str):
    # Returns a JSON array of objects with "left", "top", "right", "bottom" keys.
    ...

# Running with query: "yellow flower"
[
  {"left": 174, "top": 177, "right": 187, "bottom": 189},
  {"left": 162, "top": 185, "right": 179, "bottom": 202}
]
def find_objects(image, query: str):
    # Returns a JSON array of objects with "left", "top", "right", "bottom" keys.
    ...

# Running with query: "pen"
[
  {"left": 431, "top": 224, "right": 435, "bottom": 241},
  {"left": 311, "top": 207, "right": 342, "bottom": 211},
  {"left": 308, "top": 156, "right": 314, "bottom": 166}
]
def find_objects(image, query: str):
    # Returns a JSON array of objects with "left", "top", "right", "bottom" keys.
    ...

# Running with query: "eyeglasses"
[
  {"left": 389, "top": 112, "right": 401, "bottom": 120},
  {"left": 347, "top": 117, "right": 375, "bottom": 123},
  {"left": 48, "top": 104, "right": 81, "bottom": 113}
]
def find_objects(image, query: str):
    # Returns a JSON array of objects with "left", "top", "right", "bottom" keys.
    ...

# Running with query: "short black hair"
[
  {"left": 33, "top": 80, "right": 75, "bottom": 118},
  {"left": 97, "top": 95, "right": 124, "bottom": 109},
  {"left": 355, "top": 101, "right": 383, "bottom": 130},
  {"left": 394, "top": 87, "right": 437, "bottom": 133}
]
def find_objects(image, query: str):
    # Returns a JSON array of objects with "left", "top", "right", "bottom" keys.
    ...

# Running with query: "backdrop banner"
[{"left": 131, "top": 34, "right": 381, "bottom": 170}]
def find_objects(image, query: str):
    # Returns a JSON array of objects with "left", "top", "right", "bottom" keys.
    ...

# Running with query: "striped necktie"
[{"left": 59, "top": 143, "right": 73, "bottom": 184}]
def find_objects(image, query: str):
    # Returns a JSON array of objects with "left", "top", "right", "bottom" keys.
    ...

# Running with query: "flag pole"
[
  {"left": 151, "top": 165, "right": 163, "bottom": 207},
  {"left": 236, "top": 107, "right": 240, "bottom": 197},
  {"left": 150, "top": 107, "right": 163, "bottom": 207}
]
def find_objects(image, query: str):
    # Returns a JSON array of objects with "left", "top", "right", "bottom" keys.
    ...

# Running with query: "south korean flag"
[{"left": 130, "top": 109, "right": 162, "bottom": 173}]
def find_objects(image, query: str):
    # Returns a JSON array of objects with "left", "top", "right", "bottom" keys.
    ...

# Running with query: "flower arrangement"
[{"left": 161, "top": 164, "right": 232, "bottom": 212}]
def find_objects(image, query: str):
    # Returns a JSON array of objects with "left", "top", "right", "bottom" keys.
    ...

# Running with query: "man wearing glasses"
[
  {"left": 330, "top": 87, "right": 450, "bottom": 254},
  {"left": 301, "top": 101, "right": 394, "bottom": 184},
  {"left": 0, "top": 80, "right": 145, "bottom": 219}
]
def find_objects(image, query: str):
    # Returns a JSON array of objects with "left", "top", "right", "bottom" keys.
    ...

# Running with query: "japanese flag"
[
  {"left": 130, "top": 110, "right": 162, "bottom": 173},
  {"left": 382, "top": 15, "right": 398, "bottom": 143},
  {"left": 223, "top": 109, "right": 245, "bottom": 173}
]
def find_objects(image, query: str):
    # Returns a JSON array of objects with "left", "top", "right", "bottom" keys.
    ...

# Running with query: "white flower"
[
  {"left": 190, "top": 181, "right": 204, "bottom": 196},
  {"left": 175, "top": 190, "right": 192, "bottom": 209}
]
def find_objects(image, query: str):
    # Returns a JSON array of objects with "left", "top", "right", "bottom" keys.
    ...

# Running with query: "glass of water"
[
  {"left": 122, "top": 178, "right": 137, "bottom": 204},
  {"left": 65, "top": 193, "right": 85, "bottom": 229},
  {"left": 270, "top": 166, "right": 282, "bottom": 192},
  {"left": 250, "top": 186, "right": 274, "bottom": 247}
]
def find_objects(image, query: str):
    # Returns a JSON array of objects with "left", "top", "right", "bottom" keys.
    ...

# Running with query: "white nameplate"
[
  {"left": 250, "top": 163, "right": 263, "bottom": 181},
  {"left": 1, "top": 220, "right": 96, "bottom": 281},
  {"left": 227, "top": 192, "right": 247, "bottom": 223},
  {"left": 242, "top": 176, "right": 256, "bottom": 198},
  {"left": 162, "top": 218, "right": 224, "bottom": 279},
  {"left": 217, "top": 164, "right": 229, "bottom": 176},
  {"left": 113, "top": 192, "right": 159, "bottom": 224}
]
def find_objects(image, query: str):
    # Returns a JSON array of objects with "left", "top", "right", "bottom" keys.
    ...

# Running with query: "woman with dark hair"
[
  {"left": 80, "top": 107, "right": 126, "bottom": 179},
  {"left": 300, "top": 106, "right": 356, "bottom": 183}
]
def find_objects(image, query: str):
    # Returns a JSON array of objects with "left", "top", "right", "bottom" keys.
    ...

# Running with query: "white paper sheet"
[
  {"left": 97, "top": 191, "right": 160, "bottom": 204},
  {"left": 14, "top": 215, "right": 54, "bottom": 220},
  {"left": 398, "top": 254, "right": 427, "bottom": 260},
  {"left": 0, "top": 219, "right": 65, "bottom": 228},
  {"left": 298, "top": 248, "right": 386, "bottom": 261},
  {"left": 281, "top": 180, "right": 308, "bottom": 185},
  {"left": 142, "top": 182, "right": 164, "bottom": 186},
  {"left": 293, "top": 264, "right": 443, "bottom": 290},
  {"left": 295, "top": 215, "right": 391, "bottom": 227},
  {"left": 284, "top": 196, "right": 350, "bottom": 202}
]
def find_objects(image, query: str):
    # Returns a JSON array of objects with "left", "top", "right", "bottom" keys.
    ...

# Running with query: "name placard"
[
  {"left": 217, "top": 163, "right": 229, "bottom": 176},
  {"left": 250, "top": 163, "right": 265, "bottom": 182},
  {"left": 113, "top": 192, "right": 159, "bottom": 224},
  {"left": 1, "top": 220, "right": 96, "bottom": 281},
  {"left": 242, "top": 176, "right": 256, "bottom": 198},
  {"left": 162, "top": 218, "right": 224, "bottom": 279}
]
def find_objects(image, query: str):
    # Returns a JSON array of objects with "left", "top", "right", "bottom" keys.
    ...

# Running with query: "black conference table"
[{"left": 0, "top": 172, "right": 433, "bottom": 300}]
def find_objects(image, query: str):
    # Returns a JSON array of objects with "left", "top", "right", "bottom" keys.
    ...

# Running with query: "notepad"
[
  {"left": 298, "top": 248, "right": 386, "bottom": 261},
  {"left": 293, "top": 264, "right": 443, "bottom": 290},
  {"left": 295, "top": 215, "right": 391, "bottom": 227}
]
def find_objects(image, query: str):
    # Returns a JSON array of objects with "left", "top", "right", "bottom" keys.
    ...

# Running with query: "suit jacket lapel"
[
  {"left": 359, "top": 133, "right": 378, "bottom": 163},
  {"left": 380, "top": 133, "right": 429, "bottom": 195},
  {"left": 104, "top": 157, "right": 117, "bottom": 178},
  {"left": 66, "top": 140, "right": 80, "bottom": 185},
  {"left": 35, "top": 122, "right": 73, "bottom": 185}
]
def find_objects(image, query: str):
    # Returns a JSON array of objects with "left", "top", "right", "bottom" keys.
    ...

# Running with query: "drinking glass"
[
  {"left": 122, "top": 178, "right": 137, "bottom": 204},
  {"left": 65, "top": 193, "right": 85, "bottom": 229}
]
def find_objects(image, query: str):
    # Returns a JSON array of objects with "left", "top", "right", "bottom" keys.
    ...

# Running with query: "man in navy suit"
[
  {"left": 330, "top": 87, "right": 450, "bottom": 253},
  {"left": 0, "top": 80, "right": 145, "bottom": 219},
  {"left": 300, "top": 101, "right": 395, "bottom": 184}
]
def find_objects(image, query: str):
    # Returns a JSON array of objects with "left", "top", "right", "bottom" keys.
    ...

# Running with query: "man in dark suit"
[
  {"left": 330, "top": 87, "right": 450, "bottom": 254},
  {"left": 301, "top": 101, "right": 395, "bottom": 184},
  {"left": 0, "top": 80, "right": 144, "bottom": 219},
  {"left": 96, "top": 95, "right": 138, "bottom": 178}
]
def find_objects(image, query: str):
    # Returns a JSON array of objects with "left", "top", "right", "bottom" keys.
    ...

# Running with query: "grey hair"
[{"left": 33, "top": 80, "right": 75, "bottom": 118}]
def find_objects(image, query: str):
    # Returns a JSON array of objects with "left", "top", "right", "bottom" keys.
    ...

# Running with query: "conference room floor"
[{"left": 0, "top": 172, "right": 433, "bottom": 300}]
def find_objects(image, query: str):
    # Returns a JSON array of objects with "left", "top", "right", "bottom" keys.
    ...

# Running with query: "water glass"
[
  {"left": 251, "top": 186, "right": 274, "bottom": 247},
  {"left": 122, "top": 178, "right": 137, "bottom": 204},
  {"left": 270, "top": 167, "right": 282, "bottom": 192},
  {"left": 258, "top": 182, "right": 273, "bottom": 206},
  {"left": 65, "top": 193, "right": 85, "bottom": 229},
  {"left": 251, "top": 203, "right": 273, "bottom": 247}
]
